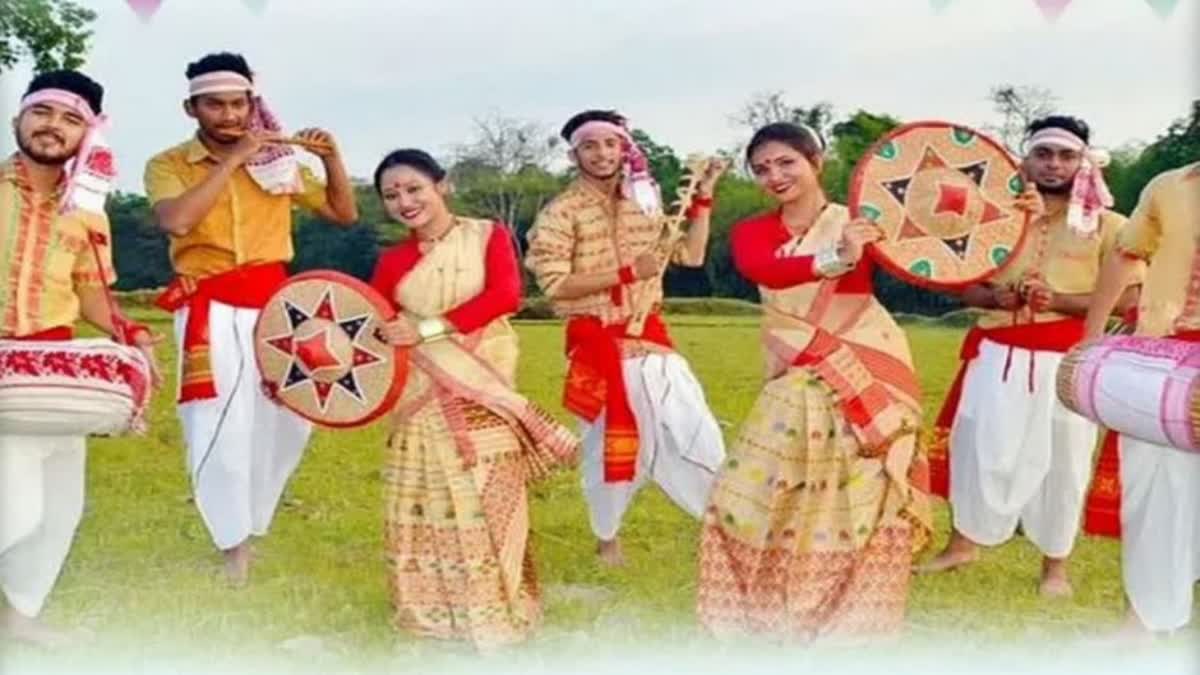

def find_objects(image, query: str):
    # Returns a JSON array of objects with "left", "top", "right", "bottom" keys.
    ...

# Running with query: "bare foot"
[
  {"left": 915, "top": 531, "right": 978, "bottom": 574},
  {"left": 223, "top": 540, "right": 252, "bottom": 587},
  {"left": 1038, "top": 576, "right": 1073, "bottom": 598},
  {"left": 0, "top": 607, "right": 91, "bottom": 649},
  {"left": 1107, "top": 608, "right": 1156, "bottom": 645},
  {"left": 1039, "top": 557, "right": 1073, "bottom": 598},
  {"left": 596, "top": 538, "right": 626, "bottom": 567}
]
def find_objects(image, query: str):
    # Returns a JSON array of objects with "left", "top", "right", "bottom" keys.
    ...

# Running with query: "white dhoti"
[
  {"left": 0, "top": 434, "right": 85, "bottom": 617},
  {"left": 579, "top": 352, "right": 725, "bottom": 541},
  {"left": 949, "top": 339, "right": 1098, "bottom": 557},
  {"left": 1120, "top": 435, "right": 1200, "bottom": 632},
  {"left": 174, "top": 302, "right": 312, "bottom": 551}
]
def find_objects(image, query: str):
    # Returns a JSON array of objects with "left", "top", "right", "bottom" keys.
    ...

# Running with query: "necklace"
[{"left": 416, "top": 215, "right": 459, "bottom": 254}]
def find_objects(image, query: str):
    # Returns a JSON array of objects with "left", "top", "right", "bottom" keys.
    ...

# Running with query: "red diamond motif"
[
  {"left": 295, "top": 330, "right": 341, "bottom": 372},
  {"left": 934, "top": 183, "right": 969, "bottom": 217}
]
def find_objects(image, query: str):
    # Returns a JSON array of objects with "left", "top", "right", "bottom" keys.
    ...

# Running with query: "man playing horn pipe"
[
  {"left": 921, "top": 115, "right": 1137, "bottom": 597},
  {"left": 144, "top": 51, "right": 357, "bottom": 585},
  {"left": 525, "top": 109, "right": 725, "bottom": 566}
]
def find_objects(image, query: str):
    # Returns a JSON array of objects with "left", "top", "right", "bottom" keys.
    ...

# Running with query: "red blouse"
[
  {"left": 369, "top": 222, "right": 522, "bottom": 334},
  {"left": 730, "top": 210, "right": 874, "bottom": 293}
]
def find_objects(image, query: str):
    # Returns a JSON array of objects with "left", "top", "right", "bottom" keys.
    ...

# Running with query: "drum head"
[
  {"left": 254, "top": 270, "right": 407, "bottom": 428},
  {"left": 848, "top": 121, "right": 1030, "bottom": 291}
]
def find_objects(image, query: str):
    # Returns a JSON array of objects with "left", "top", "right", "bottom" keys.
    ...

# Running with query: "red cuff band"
[
  {"left": 113, "top": 316, "right": 152, "bottom": 345},
  {"left": 618, "top": 266, "right": 636, "bottom": 285},
  {"left": 127, "top": 323, "right": 152, "bottom": 344},
  {"left": 686, "top": 196, "right": 714, "bottom": 220}
]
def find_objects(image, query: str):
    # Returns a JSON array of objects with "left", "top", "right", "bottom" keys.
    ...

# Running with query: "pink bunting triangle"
[
  {"left": 125, "top": 0, "right": 163, "bottom": 22},
  {"left": 242, "top": 0, "right": 268, "bottom": 14},
  {"left": 1144, "top": 0, "right": 1179, "bottom": 19},
  {"left": 1033, "top": 0, "right": 1072, "bottom": 21}
]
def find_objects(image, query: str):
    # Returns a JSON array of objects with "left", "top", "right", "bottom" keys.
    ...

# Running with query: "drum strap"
[{"left": 85, "top": 230, "right": 149, "bottom": 345}]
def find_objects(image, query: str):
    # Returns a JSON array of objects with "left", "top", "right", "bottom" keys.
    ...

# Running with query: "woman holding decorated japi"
[
  {"left": 697, "top": 123, "right": 932, "bottom": 640},
  {"left": 369, "top": 149, "right": 578, "bottom": 649}
]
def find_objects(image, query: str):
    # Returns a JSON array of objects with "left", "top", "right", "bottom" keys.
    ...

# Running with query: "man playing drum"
[
  {"left": 923, "top": 116, "right": 1136, "bottom": 596},
  {"left": 1085, "top": 159, "right": 1200, "bottom": 634},
  {"left": 145, "top": 52, "right": 357, "bottom": 585},
  {"left": 1, "top": 70, "right": 159, "bottom": 646}
]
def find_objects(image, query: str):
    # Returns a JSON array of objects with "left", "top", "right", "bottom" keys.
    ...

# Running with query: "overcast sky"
[{"left": 1, "top": 0, "right": 1196, "bottom": 191}]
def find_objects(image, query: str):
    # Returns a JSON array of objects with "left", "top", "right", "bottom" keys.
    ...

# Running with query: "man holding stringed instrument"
[
  {"left": 1, "top": 70, "right": 160, "bottom": 647},
  {"left": 144, "top": 52, "right": 357, "bottom": 585},
  {"left": 525, "top": 110, "right": 726, "bottom": 566},
  {"left": 922, "top": 116, "right": 1137, "bottom": 597}
]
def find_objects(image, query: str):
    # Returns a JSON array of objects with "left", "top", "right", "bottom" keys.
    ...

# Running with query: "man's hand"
[
  {"left": 993, "top": 284, "right": 1023, "bottom": 310},
  {"left": 1013, "top": 181, "right": 1045, "bottom": 220},
  {"left": 293, "top": 128, "right": 338, "bottom": 159},
  {"left": 228, "top": 130, "right": 282, "bottom": 166},
  {"left": 695, "top": 159, "right": 728, "bottom": 198},
  {"left": 1020, "top": 274, "right": 1055, "bottom": 312},
  {"left": 133, "top": 330, "right": 166, "bottom": 390}
]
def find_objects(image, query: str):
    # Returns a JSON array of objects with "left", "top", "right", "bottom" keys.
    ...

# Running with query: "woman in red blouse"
[
  {"left": 368, "top": 149, "right": 578, "bottom": 649},
  {"left": 697, "top": 124, "right": 932, "bottom": 641}
]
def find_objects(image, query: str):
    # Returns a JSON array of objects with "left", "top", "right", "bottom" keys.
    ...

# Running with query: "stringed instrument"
[{"left": 626, "top": 154, "right": 729, "bottom": 337}]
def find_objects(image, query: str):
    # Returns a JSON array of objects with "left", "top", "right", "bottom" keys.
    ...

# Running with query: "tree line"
[
  {"left": 106, "top": 93, "right": 1200, "bottom": 316},
  {"left": 5, "top": 2, "right": 1196, "bottom": 315}
]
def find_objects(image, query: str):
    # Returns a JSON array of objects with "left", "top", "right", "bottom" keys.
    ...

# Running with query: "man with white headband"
[
  {"left": 525, "top": 109, "right": 726, "bottom": 566},
  {"left": 144, "top": 52, "right": 357, "bottom": 585},
  {"left": 922, "top": 115, "right": 1137, "bottom": 596},
  {"left": 1085, "top": 158, "right": 1200, "bottom": 635},
  {"left": 1, "top": 70, "right": 159, "bottom": 647}
]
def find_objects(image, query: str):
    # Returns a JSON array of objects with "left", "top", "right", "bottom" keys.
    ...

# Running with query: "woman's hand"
[
  {"left": 377, "top": 316, "right": 421, "bottom": 347},
  {"left": 839, "top": 218, "right": 883, "bottom": 265}
]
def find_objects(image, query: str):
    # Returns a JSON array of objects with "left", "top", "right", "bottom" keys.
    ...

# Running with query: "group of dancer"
[{"left": 1, "top": 51, "right": 1196, "bottom": 650}]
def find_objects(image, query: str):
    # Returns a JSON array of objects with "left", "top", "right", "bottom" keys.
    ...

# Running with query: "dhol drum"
[
  {"left": 1058, "top": 335, "right": 1200, "bottom": 453},
  {"left": 0, "top": 338, "right": 152, "bottom": 436}
]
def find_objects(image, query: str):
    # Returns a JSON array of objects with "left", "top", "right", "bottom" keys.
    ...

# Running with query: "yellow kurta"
[
  {"left": 0, "top": 155, "right": 116, "bottom": 337},
  {"left": 144, "top": 137, "right": 327, "bottom": 278},
  {"left": 978, "top": 206, "right": 1126, "bottom": 329},
  {"left": 1116, "top": 162, "right": 1200, "bottom": 336}
]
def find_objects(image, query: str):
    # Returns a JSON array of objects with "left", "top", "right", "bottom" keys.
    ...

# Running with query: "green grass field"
[{"left": 5, "top": 313, "right": 1181, "bottom": 672}]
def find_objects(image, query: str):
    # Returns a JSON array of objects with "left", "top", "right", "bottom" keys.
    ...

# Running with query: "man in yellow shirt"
[
  {"left": 1, "top": 70, "right": 158, "bottom": 647},
  {"left": 1086, "top": 160, "right": 1200, "bottom": 634},
  {"left": 922, "top": 116, "right": 1135, "bottom": 596},
  {"left": 145, "top": 52, "right": 356, "bottom": 585}
]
